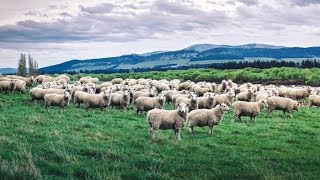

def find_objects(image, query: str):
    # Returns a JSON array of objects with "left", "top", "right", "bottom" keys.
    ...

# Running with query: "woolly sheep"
[
  {"left": 178, "top": 81, "right": 192, "bottom": 90},
  {"left": 194, "top": 87, "right": 212, "bottom": 97},
  {"left": 267, "top": 96, "right": 299, "bottom": 118},
  {"left": 44, "top": 91, "right": 71, "bottom": 113},
  {"left": 308, "top": 95, "right": 320, "bottom": 107},
  {"left": 0, "top": 80, "right": 16, "bottom": 94},
  {"left": 135, "top": 94, "right": 166, "bottom": 114},
  {"left": 30, "top": 88, "right": 69, "bottom": 101},
  {"left": 155, "top": 83, "right": 170, "bottom": 93},
  {"left": 212, "top": 92, "right": 234, "bottom": 107},
  {"left": 187, "top": 103, "right": 230, "bottom": 134},
  {"left": 133, "top": 89, "right": 156, "bottom": 103},
  {"left": 197, "top": 93, "right": 215, "bottom": 109},
  {"left": 56, "top": 74, "right": 70, "bottom": 83},
  {"left": 110, "top": 90, "right": 130, "bottom": 110},
  {"left": 111, "top": 78, "right": 123, "bottom": 85},
  {"left": 83, "top": 90, "right": 111, "bottom": 110},
  {"left": 174, "top": 93, "right": 198, "bottom": 111},
  {"left": 147, "top": 103, "right": 189, "bottom": 141},
  {"left": 13, "top": 79, "right": 26, "bottom": 94},
  {"left": 236, "top": 90, "right": 253, "bottom": 102},
  {"left": 286, "top": 87, "right": 311, "bottom": 101},
  {"left": 233, "top": 99, "right": 268, "bottom": 122},
  {"left": 74, "top": 88, "right": 95, "bottom": 107},
  {"left": 34, "top": 75, "right": 48, "bottom": 84}
]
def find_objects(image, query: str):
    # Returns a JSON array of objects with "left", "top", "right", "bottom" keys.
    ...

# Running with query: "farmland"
[{"left": 0, "top": 72, "right": 320, "bottom": 179}]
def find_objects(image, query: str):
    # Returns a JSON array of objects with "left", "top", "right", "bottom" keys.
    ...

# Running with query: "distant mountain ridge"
[
  {"left": 0, "top": 68, "right": 17, "bottom": 74},
  {"left": 37, "top": 44, "right": 320, "bottom": 73}
]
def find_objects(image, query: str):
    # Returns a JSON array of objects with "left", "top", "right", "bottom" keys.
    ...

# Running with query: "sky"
[{"left": 0, "top": 0, "right": 319, "bottom": 68}]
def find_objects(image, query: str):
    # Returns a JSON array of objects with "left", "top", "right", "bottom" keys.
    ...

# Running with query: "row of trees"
[{"left": 17, "top": 53, "right": 39, "bottom": 77}]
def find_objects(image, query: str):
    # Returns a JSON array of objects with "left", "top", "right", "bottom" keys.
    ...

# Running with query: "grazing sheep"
[
  {"left": 236, "top": 90, "right": 253, "bottom": 102},
  {"left": 111, "top": 78, "right": 124, "bottom": 85},
  {"left": 110, "top": 90, "right": 130, "bottom": 110},
  {"left": 13, "top": 79, "right": 26, "bottom": 94},
  {"left": 267, "top": 96, "right": 299, "bottom": 118},
  {"left": 42, "top": 77, "right": 56, "bottom": 84},
  {"left": 0, "top": 80, "right": 16, "bottom": 94},
  {"left": 187, "top": 103, "right": 230, "bottom": 134},
  {"left": 178, "top": 81, "right": 192, "bottom": 90},
  {"left": 147, "top": 103, "right": 189, "bottom": 141},
  {"left": 135, "top": 94, "right": 166, "bottom": 114},
  {"left": 308, "top": 95, "right": 320, "bottom": 107},
  {"left": 30, "top": 88, "right": 69, "bottom": 101},
  {"left": 286, "top": 87, "right": 311, "bottom": 101},
  {"left": 44, "top": 91, "right": 71, "bottom": 113},
  {"left": 233, "top": 100, "right": 269, "bottom": 122},
  {"left": 175, "top": 94, "right": 198, "bottom": 111},
  {"left": 83, "top": 90, "right": 111, "bottom": 110},
  {"left": 197, "top": 93, "right": 215, "bottom": 109},
  {"left": 34, "top": 75, "right": 48, "bottom": 84},
  {"left": 7, "top": 76, "right": 34, "bottom": 87},
  {"left": 254, "top": 91, "right": 272, "bottom": 102},
  {"left": 171, "top": 93, "right": 192, "bottom": 105},
  {"left": 217, "top": 80, "right": 228, "bottom": 93},
  {"left": 56, "top": 74, "right": 70, "bottom": 83},
  {"left": 155, "top": 83, "right": 170, "bottom": 93},
  {"left": 133, "top": 89, "right": 156, "bottom": 103}
]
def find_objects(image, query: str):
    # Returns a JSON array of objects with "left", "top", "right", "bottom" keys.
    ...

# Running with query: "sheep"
[
  {"left": 0, "top": 80, "right": 16, "bottom": 94},
  {"left": 44, "top": 91, "right": 71, "bottom": 113},
  {"left": 212, "top": 92, "right": 234, "bottom": 107},
  {"left": 197, "top": 93, "right": 215, "bottom": 109},
  {"left": 194, "top": 87, "right": 212, "bottom": 97},
  {"left": 74, "top": 88, "right": 95, "bottom": 107},
  {"left": 30, "top": 88, "right": 70, "bottom": 101},
  {"left": 110, "top": 90, "right": 130, "bottom": 110},
  {"left": 42, "top": 77, "right": 56, "bottom": 84},
  {"left": 7, "top": 76, "right": 34, "bottom": 87},
  {"left": 147, "top": 103, "right": 189, "bottom": 141},
  {"left": 155, "top": 83, "right": 170, "bottom": 93},
  {"left": 83, "top": 90, "right": 111, "bottom": 110},
  {"left": 13, "top": 79, "right": 26, "bottom": 94},
  {"left": 233, "top": 100, "right": 269, "bottom": 122},
  {"left": 286, "top": 87, "right": 311, "bottom": 102},
  {"left": 71, "top": 85, "right": 89, "bottom": 98},
  {"left": 34, "top": 75, "right": 48, "bottom": 84},
  {"left": 174, "top": 93, "right": 198, "bottom": 111},
  {"left": 267, "top": 96, "right": 299, "bottom": 118},
  {"left": 111, "top": 78, "right": 124, "bottom": 85},
  {"left": 236, "top": 90, "right": 253, "bottom": 102},
  {"left": 178, "top": 81, "right": 192, "bottom": 90},
  {"left": 135, "top": 94, "right": 166, "bottom": 114},
  {"left": 56, "top": 74, "right": 70, "bottom": 83},
  {"left": 162, "top": 90, "right": 186, "bottom": 104},
  {"left": 308, "top": 95, "right": 320, "bottom": 107},
  {"left": 133, "top": 89, "right": 156, "bottom": 103},
  {"left": 171, "top": 93, "right": 192, "bottom": 105},
  {"left": 187, "top": 103, "right": 230, "bottom": 134},
  {"left": 254, "top": 91, "right": 272, "bottom": 102},
  {"left": 217, "top": 80, "right": 228, "bottom": 93},
  {"left": 0, "top": 77, "right": 12, "bottom": 81}
]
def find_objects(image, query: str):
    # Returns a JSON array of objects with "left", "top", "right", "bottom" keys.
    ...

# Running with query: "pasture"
[{"left": 0, "top": 91, "right": 319, "bottom": 179}]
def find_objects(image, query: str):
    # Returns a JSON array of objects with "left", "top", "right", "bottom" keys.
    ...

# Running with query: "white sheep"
[
  {"left": 44, "top": 91, "right": 71, "bottom": 113},
  {"left": 308, "top": 95, "right": 320, "bottom": 107},
  {"left": 135, "top": 94, "right": 166, "bottom": 114},
  {"left": 83, "top": 90, "right": 111, "bottom": 110},
  {"left": 110, "top": 90, "right": 130, "bottom": 110},
  {"left": 187, "top": 103, "right": 230, "bottom": 134},
  {"left": 233, "top": 100, "right": 269, "bottom": 122},
  {"left": 267, "top": 96, "right": 299, "bottom": 118},
  {"left": 174, "top": 93, "right": 198, "bottom": 111},
  {"left": 147, "top": 103, "right": 189, "bottom": 141},
  {"left": 197, "top": 93, "right": 215, "bottom": 109}
]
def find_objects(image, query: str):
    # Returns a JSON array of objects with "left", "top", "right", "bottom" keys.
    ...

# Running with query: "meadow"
[{"left": 0, "top": 89, "right": 319, "bottom": 179}]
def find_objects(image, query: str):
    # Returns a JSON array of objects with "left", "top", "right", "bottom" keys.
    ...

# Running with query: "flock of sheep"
[{"left": 1, "top": 74, "right": 320, "bottom": 141}]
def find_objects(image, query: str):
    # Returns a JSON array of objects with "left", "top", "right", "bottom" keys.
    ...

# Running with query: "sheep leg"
[
  {"left": 189, "top": 126, "right": 193, "bottom": 133},
  {"left": 175, "top": 129, "right": 181, "bottom": 141},
  {"left": 149, "top": 128, "right": 155, "bottom": 139},
  {"left": 208, "top": 126, "right": 213, "bottom": 134},
  {"left": 238, "top": 115, "right": 243, "bottom": 122}
]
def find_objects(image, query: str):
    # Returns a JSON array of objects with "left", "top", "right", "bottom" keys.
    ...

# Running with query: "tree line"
[{"left": 17, "top": 53, "right": 39, "bottom": 77}]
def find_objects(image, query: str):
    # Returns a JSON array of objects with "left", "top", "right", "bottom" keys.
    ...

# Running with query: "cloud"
[
  {"left": 290, "top": 0, "right": 320, "bottom": 6},
  {"left": 237, "top": 0, "right": 259, "bottom": 6},
  {"left": 79, "top": 3, "right": 115, "bottom": 14}
]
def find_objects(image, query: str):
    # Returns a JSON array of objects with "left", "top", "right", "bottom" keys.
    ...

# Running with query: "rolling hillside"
[{"left": 39, "top": 44, "right": 320, "bottom": 73}]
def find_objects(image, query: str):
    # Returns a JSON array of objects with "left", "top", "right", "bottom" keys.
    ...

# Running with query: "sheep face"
[
  {"left": 158, "top": 94, "right": 166, "bottom": 103},
  {"left": 190, "top": 94, "right": 197, "bottom": 102},
  {"left": 260, "top": 99, "right": 269, "bottom": 108},
  {"left": 294, "top": 101, "right": 299, "bottom": 111},
  {"left": 177, "top": 103, "right": 189, "bottom": 117},
  {"left": 218, "top": 103, "right": 230, "bottom": 111}
]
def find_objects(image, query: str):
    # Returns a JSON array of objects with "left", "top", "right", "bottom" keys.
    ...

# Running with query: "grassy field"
[{"left": 0, "top": 91, "right": 320, "bottom": 179}]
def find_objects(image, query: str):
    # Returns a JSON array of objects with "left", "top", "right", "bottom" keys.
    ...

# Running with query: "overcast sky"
[{"left": 0, "top": 0, "right": 319, "bottom": 68}]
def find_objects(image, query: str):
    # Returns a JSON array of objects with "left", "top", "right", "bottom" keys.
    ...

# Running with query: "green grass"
[{"left": 0, "top": 91, "right": 319, "bottom": 179}]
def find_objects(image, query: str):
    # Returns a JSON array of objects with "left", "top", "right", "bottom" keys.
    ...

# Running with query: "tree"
[
  {"left": 28, "top": 54, "right": 38, "bottom": 76},
  {"left": 18, "top": 53, "right": 27, "bottom": 76}
]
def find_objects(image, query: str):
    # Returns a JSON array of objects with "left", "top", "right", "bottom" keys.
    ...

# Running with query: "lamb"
[
  {"left": 83, "top": 90, "right": 111, "bottom": 110},
  {"left": 133, "top": 89, "right": 156, "bottom": 103},
  {"left": 147, "top": 103, "right": 189, "bottom": 141},
  {"left": 111, "top": 78, "right": 124, "bottom": 85},
  {"left": 44, "top": 91, "right": 71, "bottom": 113},
  {"left": 233, "top": 100, "right": 269, "bottom": 122},
  {"left": 0, "top": 80, "right": 16, "bottom": 94},
  {"left": 110, "top": 90, "right": 130, "bottom": 110},
  {"left": 308, "top": 95, "right": 320, "bottom": 107},
  {"left": 197, "top": 93, "right": 215, "bottom": 109},
  {"left": 236, "top": 90, "right": 253, "bottom": 102},
  {"left": 175, "top": 94, "right": 198, "bottom": 111},
  {"left": 267, "top": 96, "right": 299, "bottom": 118},
  {"left": 135, "top": 94, "right": 166, "bottom": 114},
  {"left": 187, "top": 103, "right": 230, "bottom": 134}
]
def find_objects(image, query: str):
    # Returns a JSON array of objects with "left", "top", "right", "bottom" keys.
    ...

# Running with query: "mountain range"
[{"left": 1, "top": 43, "right": 320, "bottom": 74}]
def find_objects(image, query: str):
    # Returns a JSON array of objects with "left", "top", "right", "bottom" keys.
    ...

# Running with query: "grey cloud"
[
  {"left": 237, "top": 0, "right": 259, "bottom": 6},
  {"left": 79, "top": 3, "right": 115, "bottom": 14},
  {"left": 290, "top": 0, "right": 320, "bottom": 6}
]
